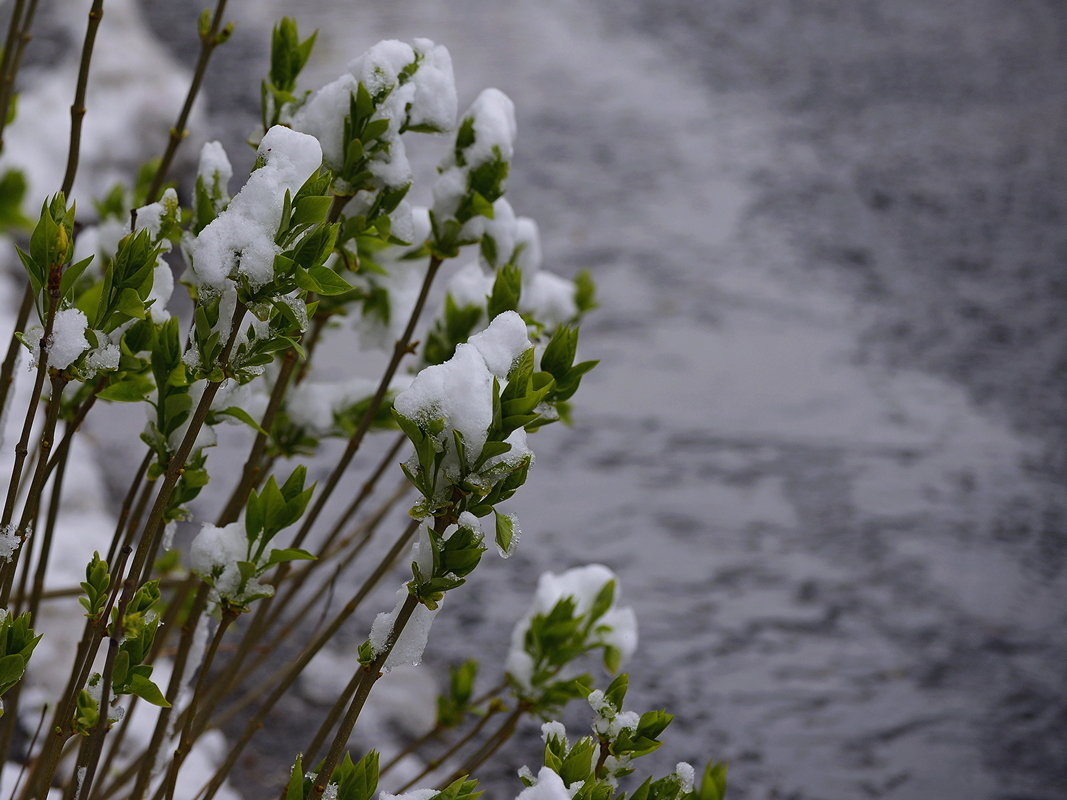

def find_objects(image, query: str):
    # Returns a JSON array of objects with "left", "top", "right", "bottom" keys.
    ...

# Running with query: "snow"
[
  {"left": 522, "top": 272, "right": 577, "bottom": 326},
  {"left": 465, "top": 89, "right": 517, "bottom": 168},
  {"left": 540, "top": 720, "right": 567, "bottom": 743},
  {"left": 393, "top": 343, "right": 494, "bottom": 461},
  {"left": 188, "top": 126, "right": 323, "bottom": 292},
  {"left": 39, "top": 308, "right": 90, "bottom": 371},
  {"left": 447, "top": 262, "right": 494, "bottom": 308},
  {"left": 288, "top": 73, "right": 359, "bottom": 170},
  {"left": 0, "top": 525, "right": 19, "bottom": 561},
  {"left": 198, "top": 140, "right": 233, "bottom": 191},
  {"left": 467, "top": 311, "right": 530, "bottom": 378},
  {"left": 379, "top": 791, "right": 437, "bottom": 800},
  {"left": 675, "top": 763, "right": 696, "bottom": 794},
  {"left": 134, "top": 188, "right": 178, "bottom": 239},
  {"left": 348, "top": 40, "right": 416, "bottom": 97},
  {"left": 188, "top": 521, "right": 272, "bottom": 605},
  {"left": 368, "top": 587, "right": 439, "bottom": 671},
  {"left": 409, "top": 39, "right": 457, "bottom": 132},
  {"left": 514, "top": 767, "right": 576, "bottom": 800},
  {"left": 505, "top": 565, "right": 637, "bottom": 691}
]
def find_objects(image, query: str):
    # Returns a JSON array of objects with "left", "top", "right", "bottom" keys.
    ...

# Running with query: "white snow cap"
[
  {"left": 393, "top": 311, "right": 530, "bottom": 461},
  {"left": 465, "top": 88, "right": 517, "bottom": 166},
  {"left": 468, "top": 310, "right": 530, "bottom": 378},
  {"left": 409, "top": 39, "right": 457, "bottom": 132},
  {"left": 369, "top": 587, "right": 438, "bottom": 671},
  {"left": 23, "top": 308, "right": 91, "bottom": 371},
  {"left": 506, "top": 564, "right": 638, "bottom": 692},
  {"left": 189, "top": 126, "right": 322, "bottom": 292},
  {"left": 379, "top": 791, "right": 438, "bottom": 800},
  {"left": 198, "top": 140, "right": 233, "bottom": 190},
  {"left": 188, "top": 521, "right": 273, "bottom": 605},
  {"left": 288, "top": 72, "right": 359, "bottom": 170},
  {"left": 515, "top": 767, "right": 577, "bottom": 800}
]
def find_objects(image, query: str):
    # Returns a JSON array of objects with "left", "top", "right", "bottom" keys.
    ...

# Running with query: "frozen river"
[{"left": 8, "top": 1, "right": 1067, "bottom": 798}]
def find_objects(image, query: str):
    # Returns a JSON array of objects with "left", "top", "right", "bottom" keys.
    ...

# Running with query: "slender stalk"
[
  {"left": 60, "top": 0, "right": 106, "bottom": 197},
  {"left": 436, "top": 707, "right": 524, "bottom": 789},
  {"left": 124, "top": 583, "right": 210, "bottom": 800},
  {"left": 144, "top": 0, "right": 229, "bottom": 203},
  {"left": 0, "top": 1, "right": 27, "bottom": 139},
  {"left": 0, "top": 372, "right": 68, "bottom": 607},
  {"left": 395, "top": 707, "right": 500, "bottom": 793},
  {"left": 153, "top": 607, "right": 238, "bottom": 800},
  {"left": 379, "top": 683, "right": 507, "bottom": 777},
  {"left": 19, "top": 545, "right": 133, "bottom": 800},
  {"left": 121, "top": 303, "right": 245, "bottom": 595},
  {"left": 0, "top": 288, "right": 56, "bottom": 535},
  {"left": 306, "top": 593, "right": 420, "bottom": 800},
  {"left": 0, "top": 0, "right": 41, "bottom": 152},
  {"left": 197, "top": 520, "right": 420, "bottom": 800},
  {"left": 104, "top": 451, "right": 152, "bottom": 566},
  {"left": 289, "top": 255, "right": 443, "bottom": 554},
  {"left": 43, "top": 379, "right": 103, "bottom": 475},
  {"left": 302, "top": 669, "right": 362, "bottom": 769},
  {"left": 68, "top": 606, "right": 124, "bottom": 800},
  {"left": 215, "top": 347, "right": 297, "bottom": 525},
  {"left": 8, "top": 702, "right": 47, "bottom": 800},
  {"left": 26, "top": 441, "right": 67, "bottom": 620},
  {"left": 0, "top": 286, "right": 33, "bottom": 431}
]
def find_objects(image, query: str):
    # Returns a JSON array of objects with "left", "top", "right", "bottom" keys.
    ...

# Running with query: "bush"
[{"left": 0, "top": 5, "right": 725, "bottom": 799}]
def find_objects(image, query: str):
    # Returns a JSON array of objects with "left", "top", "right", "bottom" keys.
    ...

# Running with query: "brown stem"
[
  {"left": 288, "top": 255, "right": 442, "bottom": 554},
  {"left": 89, "top": 584, "right": 209, "bottom": 800},
  {"left": 437, "top": 707, "right": 524, "bottom": 789},
  {"left": 215, "top": 347, "right": 297, "bottom": 525},
  {"left": 0, "top": 0, "right": 40, "bottom": 153},
  {"left": 306, "top": 593, "right": 420, "bottom": 800},
  {"left": 60, "top": 0, "right": 105, "bottom": 197},
  {"left": 0, "top": 372, "right": 68, "bottom": 607},
  {"left": 145, "top": 0, "right": 229, "bottom": 203},
  {"left": 395, "top": 706, "right": 500, "bottom": 793},
  {"left": 154, "top": 606, "right": 238, "bottom": 800},
  {"left": 379, "top": 683, "right": 507, "bottom": 777},
  {"left": 0, "top": 286, "right": 33, "bottom": 428},
  {"left": 197, "top": 520, "right": 420, "bottom": 800}
]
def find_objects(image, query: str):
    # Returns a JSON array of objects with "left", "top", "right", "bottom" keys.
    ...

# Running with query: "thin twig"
[{"left": 144, "top": 0, "right": 229, "bottom": 203}]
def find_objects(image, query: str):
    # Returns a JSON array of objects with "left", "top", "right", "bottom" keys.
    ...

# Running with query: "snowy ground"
[{"left": 5, "top": 1, "right": 1065, "bottom": 799}]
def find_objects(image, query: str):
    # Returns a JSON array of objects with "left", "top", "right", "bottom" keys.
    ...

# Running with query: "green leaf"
[
  {"left": 60, "top": 255, "right": 94, "bottom": 299},
  {"left": 697, "top": 762, "right": 728, "bottom": 800},
  {"left": 494, "top": 511, "right": 515, "bottom": 557},
  {"left": 218, "top": 406, "right": 269, "bottom": 436},
  {"left": 126, "top": 673, "right": 170, "bottom": 707},
  {"left": 307, "top": 266, "right": 354, "bottom": 296},
  {"left": 266, "top": 547, "right": 316, "bottom": 567},
  {"left": 97, "top": 374, "right": 154, "bottom": 402},
  {"left": 0, "top": 654, "right": 25, "bottom": 688},
  {"left": 285, "top": 754, "right": 306, "bottom": 800}
]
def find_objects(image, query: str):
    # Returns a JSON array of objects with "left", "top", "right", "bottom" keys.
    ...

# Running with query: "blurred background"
[{"left": 5, "top": 1, "right": 1067, "bottom": 798}]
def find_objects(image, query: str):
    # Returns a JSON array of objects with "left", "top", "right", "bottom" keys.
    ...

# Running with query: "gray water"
[{"left": 22, "top": 1, "right": 1067, "bottom": 798}]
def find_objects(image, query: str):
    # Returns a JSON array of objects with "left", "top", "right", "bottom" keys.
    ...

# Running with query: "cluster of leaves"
[
  {"left": 0, "top": 611, "right": 40, "bottom": 716},
  {"left": 436, "top": 659, "right": 479, "bottom": 728},
  {"left": 408, "top": 519, "right": 486, "bottom": 610},
  {"left": 16, "top": 193, "right": 89, "bottom": 319},
  {"left": 286, "top": 751, "right": 482, "bottom": 800},
  {"left": 527, "top": 675, "right": 727, "bottom": 800},
  {"left": 110, "top": 581, "right": 169, "bottom": 707},
  {"left": 513, "top": 580, "right": 621, "bottom": 711},
  {"left": 261, "top": 18, "right": 317, "bottom": 130}
]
